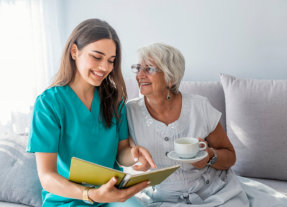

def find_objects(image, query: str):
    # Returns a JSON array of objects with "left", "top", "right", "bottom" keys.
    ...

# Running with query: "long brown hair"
[{"left": 50, "top": 19, "right": 127, "bottom": 127}]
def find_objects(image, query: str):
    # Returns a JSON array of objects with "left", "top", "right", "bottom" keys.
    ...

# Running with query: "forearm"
[
  {"left": 117, "top": 146, "right": 136, "bottom": 166},
  {"left": 208, "top": 147, "right": 236, "bottom": 170},
  {"left": 40, "top": 171, "right": 85, "bottom": 200}
]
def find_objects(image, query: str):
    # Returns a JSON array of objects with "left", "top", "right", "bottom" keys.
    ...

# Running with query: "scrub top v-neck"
[{"left": 27, "top": 85, "right": 129, "bottom": 206}]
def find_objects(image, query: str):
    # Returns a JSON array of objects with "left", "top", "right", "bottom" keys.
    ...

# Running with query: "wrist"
[
  {"left": 207, "top": 147, "right": 214, "bottom": 159},
  {"left": 207, "top": 148, "right": 218, "bottom": 166},
  {"left": 82, "top": 187, "right": 94, "bottom": 204}
]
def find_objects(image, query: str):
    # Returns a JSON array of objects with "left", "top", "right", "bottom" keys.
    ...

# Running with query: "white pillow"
[{"left": 220, "top": 74, "right": 287, "bottom": 180}]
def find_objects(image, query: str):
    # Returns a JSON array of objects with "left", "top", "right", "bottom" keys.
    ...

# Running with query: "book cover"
[{"left": 68, "top": 157, "right": 180, "bottom": 188}]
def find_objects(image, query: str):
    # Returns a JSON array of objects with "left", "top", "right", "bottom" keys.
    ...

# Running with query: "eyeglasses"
[{"left": 131, "top": 64, "right": 161, "bottom": 75}]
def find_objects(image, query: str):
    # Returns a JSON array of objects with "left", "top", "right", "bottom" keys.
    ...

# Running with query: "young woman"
[{"left": 27, "top": 19, "right": 155, "bottom": 207}]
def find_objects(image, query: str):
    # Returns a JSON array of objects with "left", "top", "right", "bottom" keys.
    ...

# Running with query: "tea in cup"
[{"left": 174, "top": 137, "right": 207, "bottom": 159}]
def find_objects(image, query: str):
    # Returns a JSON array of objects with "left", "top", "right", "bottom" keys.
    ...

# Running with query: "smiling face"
[
  {"left": 136, "top": 61, "right": 168, "bottom": 98},
  {"left": 71, "top": 39, "right": 116, "bottom": 87}
]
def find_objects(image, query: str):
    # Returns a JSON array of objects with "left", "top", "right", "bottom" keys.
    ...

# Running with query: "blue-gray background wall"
[{"left": 58, "top": 0, "right": 287, "bottom": 81}]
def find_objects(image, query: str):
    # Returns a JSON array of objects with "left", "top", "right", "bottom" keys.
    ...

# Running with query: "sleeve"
[
  {"left": 126, "top": 102, "right": 136, "bottom": 142},
  {"left": 203, "top": 98, "right": 222, "bottom": 134},
  {"left": 117, "top": 101, "right": 129, "bottom": 141},
  {"left": 26, "top": 94, "right": 61, "bottom": 153}
]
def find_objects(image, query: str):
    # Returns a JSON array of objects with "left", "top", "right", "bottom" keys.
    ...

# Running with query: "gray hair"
[{"left": 137, "top": 43, "right": 185, "bottom": 93}]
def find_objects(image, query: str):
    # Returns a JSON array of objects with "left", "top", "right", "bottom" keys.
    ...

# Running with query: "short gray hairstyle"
[{"left": 137, "top": 43, "right": 185, "bottom": 93}]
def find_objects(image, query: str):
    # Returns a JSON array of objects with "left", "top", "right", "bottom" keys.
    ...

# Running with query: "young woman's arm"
[
  {"left": 36, "top": 153, "right": 85, "bottom": 199},
  {"left": 36, "top": 152, "right": 150, "bottom": 203}
]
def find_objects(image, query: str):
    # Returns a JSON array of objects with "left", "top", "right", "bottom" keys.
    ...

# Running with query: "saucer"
[{"left": 167, "top": 151, "right": 208, "bottom": 163}]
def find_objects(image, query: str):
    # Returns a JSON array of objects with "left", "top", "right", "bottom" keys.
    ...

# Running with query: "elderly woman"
[{"left": 126, "top": 43, "right": 287, "bottom": 206}]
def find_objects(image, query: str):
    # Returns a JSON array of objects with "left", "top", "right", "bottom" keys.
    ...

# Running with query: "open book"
[{"left": 69, "top": 157, "right": 180, "bottom": 188}]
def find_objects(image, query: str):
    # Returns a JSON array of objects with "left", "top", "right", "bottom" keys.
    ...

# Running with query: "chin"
[
  {"left": 140, "top": 90, "right": 150, "bottom": 97},
  {"left": 89, "top": 80, "right": 103, "bottom": 87}
]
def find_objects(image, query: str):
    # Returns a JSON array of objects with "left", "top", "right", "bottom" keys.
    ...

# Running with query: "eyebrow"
[{"left": 91, "top": 50, "right": 116, "bottom": 58}]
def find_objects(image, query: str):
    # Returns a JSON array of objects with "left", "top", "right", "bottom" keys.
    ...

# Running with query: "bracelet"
[
  {"left": 207, "top": 148, "right": 218, "bottom": 166},
  {"left": 82, "top": 187, "right": 94, "bottom": 204}
]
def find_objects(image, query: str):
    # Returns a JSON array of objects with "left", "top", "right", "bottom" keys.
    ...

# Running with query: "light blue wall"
[{"left": 60, "top": 0, "right": 287, "bottom": 81}]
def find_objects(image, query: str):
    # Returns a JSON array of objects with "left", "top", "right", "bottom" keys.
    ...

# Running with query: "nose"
[
  {"left": 98, "top": 60, "right": 108, "bottom": 71},
  {"left": 137, "top": 68, "right": 146, "bottom": 78}
]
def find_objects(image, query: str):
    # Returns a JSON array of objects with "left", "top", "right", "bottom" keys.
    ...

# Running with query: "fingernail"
[
  {"left": 112, "top": 177, "right": 117, "bottom": 182},
  {"left": 147, "top": 181, "right": 151, "bottom": 185},
  {"left": 134, "top": 157, "right": 138, "bottom": 162}
]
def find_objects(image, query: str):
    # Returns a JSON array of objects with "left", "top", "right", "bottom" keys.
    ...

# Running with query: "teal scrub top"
[{"left": 26, "top": 85, "right": 129, "bottom": 206}]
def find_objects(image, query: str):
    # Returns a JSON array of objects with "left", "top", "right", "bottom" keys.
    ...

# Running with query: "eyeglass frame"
[{"left": 131, "top": 64, "right": 161, "bottom": 75}]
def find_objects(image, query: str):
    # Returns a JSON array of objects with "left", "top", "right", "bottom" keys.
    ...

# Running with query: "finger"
[
  {"left": 137, "top": 157, "right": 150, "bottom": 171},
  {"left": 197, "top": 137, "right": 204, "bottom": 141},
  {"left": 105, "top": 176, "right": 117, "bottom": 189},
  {"left": 197, "top": 137, "right": 208, "bottom": 149},
  {"left": 138, "top": 148, "right": 157, "bottom": 168},
  {"left": 131, "top": 147, "right": 139, "bottom": 162},
  {"left": 192, "top": 162, "right": 203, "bottom": 169},
  {"left": 192, "top": 156, "right": 209, "bottom": 168},
  {"left": 132, "top": 162, "right": 149, "bottom": 171}
]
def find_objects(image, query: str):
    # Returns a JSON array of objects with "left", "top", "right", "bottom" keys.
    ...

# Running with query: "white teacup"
[{"left": 174, "top": 137, "right": 207, "bottom": 159}]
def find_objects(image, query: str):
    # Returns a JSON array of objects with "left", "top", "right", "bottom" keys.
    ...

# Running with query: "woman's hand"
[
  {"left": 191, "top": 137, "right": 210, "bottom": 169},
  {"left": 117, "top": 138, "right": 157, "bottom": 171},
  {"left": 88, "top": 176, "right": 150, "bottom": 203},
  {"left": 131, "top": 146, "right": 157, "bottom": 171},
  {"left": 192, "top": 123, "right": 236, "bottom": 170}
]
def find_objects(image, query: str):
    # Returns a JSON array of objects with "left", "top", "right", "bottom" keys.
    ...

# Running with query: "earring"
[{"left": 167, "top": 89, "right": 171, "bottom": 100}]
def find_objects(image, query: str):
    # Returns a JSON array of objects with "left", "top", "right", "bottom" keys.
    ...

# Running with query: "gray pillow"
[
  {"left": 0, "top": 134, "right": 42, "bottom": 206},
  {"left": 220, "top": 74, "right": 287, "bottom": 180}
]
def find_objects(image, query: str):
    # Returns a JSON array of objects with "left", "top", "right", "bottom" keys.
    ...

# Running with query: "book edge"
[
  {"left": 71, "top": 157, "right": 127, "bottom": 175},
  {"left": 128, "top": 165, "right": 180, "bottom": 178}
]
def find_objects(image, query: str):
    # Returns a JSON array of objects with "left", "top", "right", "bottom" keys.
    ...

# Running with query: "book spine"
[{"left": 118, "top": 174, "right": 131, "bottom": 189}]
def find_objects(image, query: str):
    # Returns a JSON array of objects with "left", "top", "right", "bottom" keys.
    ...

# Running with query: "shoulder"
[
  {"left": 182, "top": 93, "right": 210, "bottom": 105},
  {"left": 126, "top": 97, "right": 144, "bottom": 110},
  {"left": 34, "top": 86, "right": 67, "bottom": 111},
  {"left": 37, "top": 86, "right": 63, "bottom": 101},
  {"left": 126, "top": 97, "right": 145, "bottom": 118}
]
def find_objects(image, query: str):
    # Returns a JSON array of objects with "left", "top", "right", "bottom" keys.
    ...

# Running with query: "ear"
[
  {"left": 70, "top": 44, "right": 78, "bottom": 60},
  {"left": 167, "top": 82, "right": 176, "bottom": 90}
]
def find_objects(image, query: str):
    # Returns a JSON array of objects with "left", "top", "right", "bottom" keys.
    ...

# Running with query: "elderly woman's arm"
[{"left": 192, "top": 123, "right": 236, "bottom": 170}]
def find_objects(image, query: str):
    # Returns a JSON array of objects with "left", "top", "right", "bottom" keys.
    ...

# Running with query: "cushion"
[
  {"left": 248, "top": 178, "right": 287, "bottom": 196},
  {"left": 220, "top": 74, "right": 287, "bottom": 180},
  {"left": 180, "top": 81, "right": 226, "bottom": 130},
  {"left": 0, "top": 134, "right": 42, "bottom": 206},
  {"left": 0, "top": 201, "right": 30, "bottom": 207},
  {"left": 125, "top": 78, "right": 139, "bottom": 101}
]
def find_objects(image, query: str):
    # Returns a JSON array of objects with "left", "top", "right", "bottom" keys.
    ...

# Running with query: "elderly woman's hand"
[
  {"left": 191, "top": 138, "right": 211, "bottom": 169},
  {"left": 132, "top": 146, "right": 157, "bottom": 171}
]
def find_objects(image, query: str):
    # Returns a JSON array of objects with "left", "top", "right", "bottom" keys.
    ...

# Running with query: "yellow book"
[{"left": 69, "top": 157, "right": 180, "bottom": 188}]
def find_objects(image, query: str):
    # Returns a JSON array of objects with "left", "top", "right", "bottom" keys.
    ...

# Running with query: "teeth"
[
  {"left": 141, "top": 83, "right": 151, "bottom": 86},
  {"left": 92, "top": 71, "right": 104, "bottom": 77}
]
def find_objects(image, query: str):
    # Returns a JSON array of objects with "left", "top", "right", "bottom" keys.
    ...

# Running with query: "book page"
[
  {"left": 69, "top": 157, "right": 126, "bottom": 187},
  {"left": 123, "top": 165, "right": 180, "bottom": 188}
]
